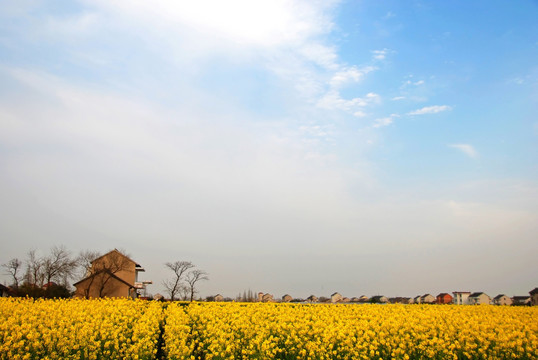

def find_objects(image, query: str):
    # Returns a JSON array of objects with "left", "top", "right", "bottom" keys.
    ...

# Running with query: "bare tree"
[
  {"left": 42, "top": 246, "right": 77, "bottom": 287},
  {"left": 2, "top": 258, "right": 22, "bottom": 289},
  {"left": 25, "top": 250, "right": 45, "bottom": 287},
  {"left": 186, "top": 269, "right": 209, "bottom": 302},
  {"left": 163, "top": 261, "right": 194, "bottom": 301},
  {"left": 77, "top": 250, "right": 101, "bottom": 278}
]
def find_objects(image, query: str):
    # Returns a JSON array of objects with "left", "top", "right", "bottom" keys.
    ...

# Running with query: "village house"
[
  {"left": 452, "top": 291, "right": 471, "bottom": 305},
  {"left": 413, "top": 295, "right": 422, "bottom": 304},
  {"left": 331, "top": 292, "right": 343, "bottom": 303},
  {"left": 0, "top": 284, "right": 11, "bottom": 297},
  {"left": 257, "top": 292, "right": 274, "bottom": 302},
  {"left": 282, "top": 294, "right": 292, "bottom": 302},
  {"left": 214, "top": 294, "right": 224, "bottom": 302},
  {"left": 420, "top": 294, "right": 436, "bottom": 304},
  {"left": 370, "top": 295, "right": 389, "bottom": 304},
  {"left": 492, "top": 294, "right": 512, "bottom": 306},
  {"left": 73, "top": 249, "right": 150, "bottom": 299},
  {"left": 306, "top": 295, "right": 318, "bottom": 303},
  {"left": 512, "top": 296, "right": 531, "bottom": 306},
  {"left": 530, "top": 288, "right": 538, "bottom": 306},
  {"left": 468, "top": 292, "right": 491, "bottom": 305},
  {"left": 436, "top": 293, "right": 453, "bottom": 304}
]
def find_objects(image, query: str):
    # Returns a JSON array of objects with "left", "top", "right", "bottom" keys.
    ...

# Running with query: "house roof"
[
  {"left": 73, "top": 269, "right": 134, "bottom": 288},
  {"left": 493, "top": 294, "right": 508, "bottom": 300},
  {"left": 452, "top": 291, "right": 471, "bottom": 294},
  {"left": 437, "top": 293, "right": 451, "bottom": 297},
  {"left": 529, "top": 287, "right": 538, "bottom": 295},
  {"left": 512, "top": 296, "right": 530, "bottom": 300},
  {"left": 469, "top": 292, "right": 486, "bottom": 298},
  {"left": 331, "top": 292, "right": 341, "bottom": 296},
  {"left": 91, "top": 249, "right": 139, "bottom": 267}
]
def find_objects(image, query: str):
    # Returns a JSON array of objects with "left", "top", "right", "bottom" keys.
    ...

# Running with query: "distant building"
[
  {"left": 341, "top": 297, "right": 351, "bottom": 303},
  {"left": 452, "top": 291, "right": 471, "bottom": 305},
  {"left": 282, "top": 294, "right": 292, "bottom": 303},
  {"left": 530, "top": 288, "right": 538, "bottom": 306},
  {"left": 413, "top": 295, "right": 422, "bottom": 304},
  {"left": 512, "top": 296, "right": 531, "bottom": 306},
  {"left": 421, "top": 294, "right": 435, "bottom": 304},
  {"left": 258, "top": 292, "right": 274, "bottom": 303},
  {"left": 370, "top": 295, "right": 389, "bottom": 304},
  {"left": 0, "top": 284, "right": 10, "bottom": 297},
  {"left": 214, "top": 294, "right": 224, "bottom": 302},
  {"left": 492, "top": 294, "right": 512, "bottom": 306},
  {"left": 468, "top": 292, "right": 491, "bottom": 305},
  {"left": 358, "top": 295, "right": 369, "bottom": 303},
  {"left": 306, "top": 295, "right": 318, "bottom": 303},
  {"left": 436, "top": 293, "right": 453, "bottom": 305},
  {"left": 331, "top": 292, "right": 343, "bottom": 303}
]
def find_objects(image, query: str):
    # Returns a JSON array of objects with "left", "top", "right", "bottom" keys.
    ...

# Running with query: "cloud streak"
[
  {"left": 408, "top": 105, "right": 452, "bottom": 115},
  {"left": 449, "top": 144, "right": 478, "bottom": 158}
]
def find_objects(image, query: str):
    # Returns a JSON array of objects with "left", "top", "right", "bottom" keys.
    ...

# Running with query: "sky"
[{"left": 0, "top": 0, "right": 537, "bottom": 300}]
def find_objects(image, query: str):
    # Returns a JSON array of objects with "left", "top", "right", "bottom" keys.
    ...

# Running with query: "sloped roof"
[
  {"left": 73, "top": 269, "right": 134, "bottom": 288},
  {"left": 91, "top": 249, "right": 139, "bottom": 267},
  {"left": 469, "top": 292, "right": 487, "bottom": 298},
  {"left": 529, "top": 288, "right": 538, "bottom": 295}
]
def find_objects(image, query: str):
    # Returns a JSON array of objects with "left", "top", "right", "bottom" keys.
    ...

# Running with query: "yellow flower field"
[
  {"left": 0, "top": 297, "right": 163, "bottom": 360},
  {"left": 166, "top": 303, "right": 538, "bottom": 360},
  {"left": 1, "top": 298, "right": 537, "bottom": 360}
]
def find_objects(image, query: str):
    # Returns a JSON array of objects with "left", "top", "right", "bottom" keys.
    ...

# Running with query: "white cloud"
[
  {"left": 88, "top": 0, "right": 337, "bottom": 49},
  {"left": 329, "top": 66, "right": 375, "bottom": 89},
  {"left": 449, "top": 144, "right": 478, "bottom": 158},
  {"left": 372, "top": 117, "right": 393, "bottom": 128},
  {"left": 371, "top": 48, "right": 391, "bottom": 61},
  {"left": 317, "top": 91, "right": 380, "bottom": 113},
  {"left": 372, "top": 114, "right": 399, "bottom": 128},
  {"left": 408, "top": 105, "right": 452, "bottom": 115},
  {"left": 391, "top": 96, "right": 405, "bottom": 101}
]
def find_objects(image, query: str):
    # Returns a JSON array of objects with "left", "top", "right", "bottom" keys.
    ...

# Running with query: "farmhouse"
[
  {"left": 73, "top": 249, "right": 149, "bottom": 299},
  {"left": 468, "top": 292, "right": 491, "bottom": 305},
  {"left": 492, "top": 294, "right": 512, "bottom": 306}
]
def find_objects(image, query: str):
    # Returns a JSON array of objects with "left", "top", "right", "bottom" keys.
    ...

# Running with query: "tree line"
[{"left": 2, "top": 246, "right": 208, "bottom": 300}]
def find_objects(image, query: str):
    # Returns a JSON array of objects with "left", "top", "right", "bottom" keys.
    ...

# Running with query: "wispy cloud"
[
  {"left": 329, "top": 66, "right": 376, "bottom": 89},
  {"left": 408, "top": 105, "right": 452, "bottom": 115},
  {"left": 371, "top": 48, "right": 391, "bottom": 61},
  {"left": 317, "top": 91, "right": 380, "bottom": 114},
  {"left": 372, "top": 114, "right": 399, "bottom": 128},
  {"left": 449, "top": 144, "right": 478, "bottom": 158},
  {"left": 391, "top": 96, "right": 405, "bottom": 101}
]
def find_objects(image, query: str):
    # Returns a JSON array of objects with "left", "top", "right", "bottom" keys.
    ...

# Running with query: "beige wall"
[{"left": 74, "top": 274, "right": 133, "bottom": 298}]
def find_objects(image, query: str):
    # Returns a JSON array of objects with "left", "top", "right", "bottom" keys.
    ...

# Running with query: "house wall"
[
  {"left": 494, "top": 296, "right": 512, "bottom": 306},
  {"left": 453, "top": 293, "right": 470, "bottom": 305},
  {"left": 331, "top": 293, "right": 342, "bottom": 303},
  {"left": 531, "top": 293, "right": 538, "bottom": 306},
  {"left": 74, "top": 274, "right": 132, "bottom": 298},
  {"left": 422, "top": 295, "right": 435, "bottom": 303},
  {"left": 469, "top": 294, "right": 490, "bottom": 305},
  {"left": 92, "top": 254, "right": 136, "bottom": 285}
]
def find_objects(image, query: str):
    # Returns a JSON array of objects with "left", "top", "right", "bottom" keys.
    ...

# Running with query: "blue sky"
[{"left": 0, "top": 0, "right": 537, "bottom": 299}]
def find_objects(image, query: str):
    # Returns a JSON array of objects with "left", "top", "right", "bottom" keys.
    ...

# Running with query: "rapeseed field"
[{"left": 1, "top": 298, "right": 536, "bottom": 360}]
